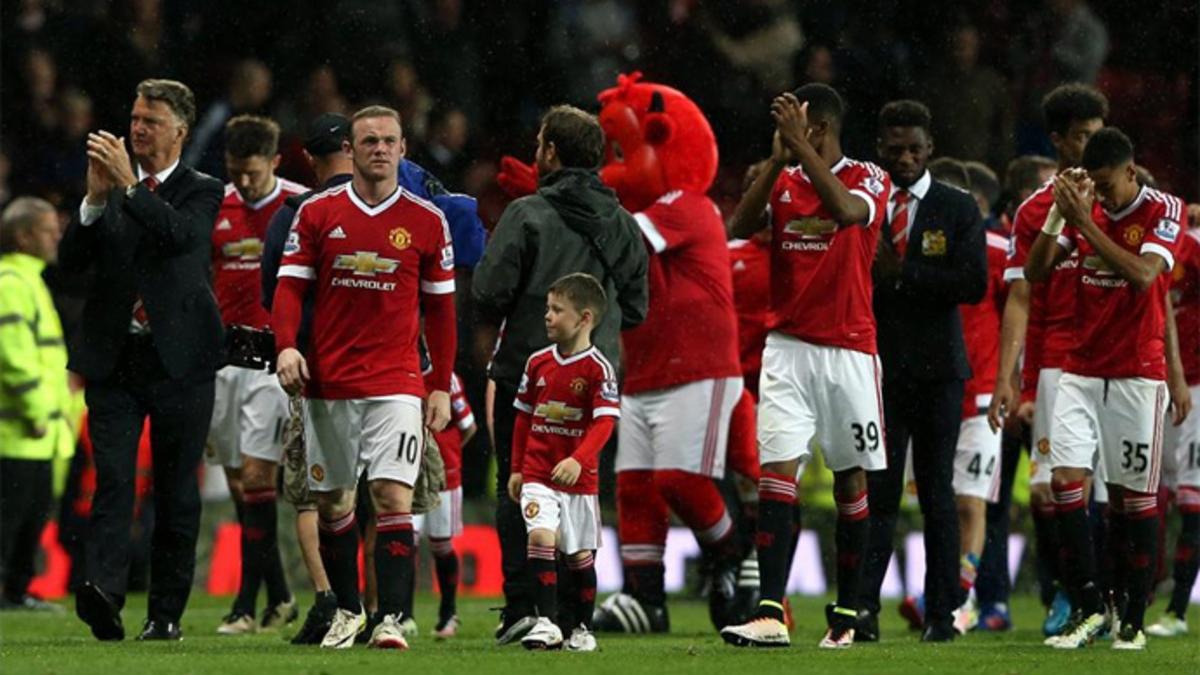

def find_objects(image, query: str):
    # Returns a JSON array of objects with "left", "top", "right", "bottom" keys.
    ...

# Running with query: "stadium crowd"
[{"left": 1, "top": 0, "right": 1199, "bottom": 656}]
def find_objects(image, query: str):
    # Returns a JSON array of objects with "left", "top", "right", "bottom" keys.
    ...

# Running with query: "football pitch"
[{"left": 2, "top": 594, "right": 1196, "bottom": 674}]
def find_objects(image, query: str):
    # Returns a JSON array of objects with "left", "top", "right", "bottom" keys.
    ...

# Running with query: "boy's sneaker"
[
  {"left": 291, "top": 592, "right": 337, "bottom": 645},
  {"left": 320, "top": 608, "right": 366, "bottom": 649},
  {"left": 1051, "top": 611, "right": 1107, "bottom": 649},
  {"left": 818, "top": 604, "right": 855, "bottom": 649},
  {"left": 368, "top": 613, "right": 410, "bottom": 650},
  {"left": 521, "top": 617, "right": 564, "bottom": 650},
  {"left": 720, "top": 616, "right": 790, "bottom": 647},
  {"left": 399, "top": 616, "right": 419, "bottom": 637},
  {"left": 977, "top": 602, "right": 1012, "bottom": 631},
  {"left": 565, "top": 624, "right": 598, "bottom": 652},
  {"left": 1112, "top": 624, "right": 1147, "bottom": 651},
  {"left": 1043, "top": 590, "right": 1072, "bottom": 636},
  {"left": 952, "top": 598, "right": 978, "bottom": 635},
  {"left": 259, "top": 598, "right": 298, "bottom": 632},
  {"left": 494, "top": 608, "right": 538, "bottom": 645},
  {"left": 216, "top": 611, "right": 257, "bottom": 635},
  {"left": 434, "top": 615, "right": 460, "bottom": 640},
  {"left": 899, "top": 595, "right": 924, "bottom": 632},
  {"left": 1146, "top": 611, "right": 1188, "bottom": 637}
]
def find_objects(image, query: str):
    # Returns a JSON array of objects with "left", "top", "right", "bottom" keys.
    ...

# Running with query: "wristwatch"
[{"left": 125, "top": 183, "right": 139, "bottom": 198}]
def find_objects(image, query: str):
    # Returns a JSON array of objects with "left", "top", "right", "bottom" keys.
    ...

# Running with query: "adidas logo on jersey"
[
  {"left": 215, "top": 218, "right": 232, "bottom": 231},
  {"left": 328, "top": 226, "right": 347, "bottom": 239},
  {"left": 780, "top": 190, "right": 792, "bottom": 203},
  {"left": 536, "top": 376, "right": 547, "bottom": 388}
]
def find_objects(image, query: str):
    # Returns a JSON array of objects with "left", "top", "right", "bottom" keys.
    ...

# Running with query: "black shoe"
[
  {"left": 493, "top": 607, "right": 538, "bottom": 645},
  {"left": 290, "top": 591, "right": 337, "bottom": 645},
  {"left": 137, "top": 619, "right": 182, "bottom": 641},
  {"left": 76, "top": 582, "right": 124, "bottom": 641},
  {"left": 592, "top": 593, "right": 670, "bottom": 633},
  {"left": 921, "top": 621, "right": 957, "bottom": 642},
  {"left": 855, "top": 610, "right": 879, "bottom": 642}
]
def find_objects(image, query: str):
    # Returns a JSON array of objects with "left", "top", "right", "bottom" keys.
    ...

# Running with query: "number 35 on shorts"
[
  {"left": 850, "top": 422, "right": 880, "bottom": 452},
  {"left": 1120, "top": 439, "right": 1150, "bottom": 473}
]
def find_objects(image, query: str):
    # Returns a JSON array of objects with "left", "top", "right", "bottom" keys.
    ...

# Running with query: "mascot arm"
[
  {"left": 497, "top": 156, "right": 539, "bottom": 199},
  {"left": 730, "top": 159, "right": 786, "bottom": 239}
]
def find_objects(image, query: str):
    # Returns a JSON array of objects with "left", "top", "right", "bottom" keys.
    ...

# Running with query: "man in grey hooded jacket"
[{"left": 473, "top": 105, "right": 648, "bottom": 643}]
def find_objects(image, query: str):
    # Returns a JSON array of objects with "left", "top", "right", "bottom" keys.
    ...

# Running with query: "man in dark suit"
[
  {"left": 858, "top": 100, "right": 987, "bottom": 642},
  {"left": 59, "top": 79, "right": 224, "bottom": 641}
]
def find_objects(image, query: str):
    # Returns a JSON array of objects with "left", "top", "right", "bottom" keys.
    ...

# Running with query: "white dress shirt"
[
  {"left": 886, "top": 169, "right": 932, "bottom": 233},
  {"left": 78, "top": 158, "right": 180, "bottom": 226}
]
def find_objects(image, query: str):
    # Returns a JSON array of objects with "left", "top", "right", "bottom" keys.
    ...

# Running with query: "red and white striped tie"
[
  {"left": 890, "top": 189, "right": 911, "bottom": 258},
  {"left": 130, "top": 175, "right": 159, "bottom": 332}
]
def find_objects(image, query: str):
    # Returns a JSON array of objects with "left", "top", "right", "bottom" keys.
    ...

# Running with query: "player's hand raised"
[
  {"left": 276, "top": 348, "right": 309, "bottom": 395},
  {"left": 1053, "top": 172, "right": 1094, "bottom": 228},
  {"left": 507, "top": 472, "right": 523, "bottom": 503},
  {"left": 551, "top": 457, "right": 582, "bottom": 487},
  {"left": 771, "top": 94, "right": 810, "bottom": 156},
  {"left": 425, "top": 389, "right": 451, "bottom": 432}
]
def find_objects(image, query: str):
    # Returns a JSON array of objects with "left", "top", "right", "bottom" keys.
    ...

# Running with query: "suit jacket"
[
  {"left": 59, "top": 164, "right": 225, "bottom": 381},
  {"left": 873, "top": 178, "right": 987, "bottom": 382}
]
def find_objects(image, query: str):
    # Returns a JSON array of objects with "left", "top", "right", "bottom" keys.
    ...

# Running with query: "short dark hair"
[
  {"left": 1081, "top": 127, "right": 1134, "bottom": 171},
  {"left": 549, "top": 272, "right": 607, "bottom": 321},
  {"left": 964, "top": 161, "right": 1000, "bottom": 207},
  {"left": 224, "top": 115, "right": 280, "bottom": 159},
  {"left": 350, "top": 105, "right": 403, "bottom": 143},
  {"left": 540, "top": 105, "right": 604, "bottom": 169},
  {"left": 136, "top": 79, "right": 196, "bottom": 130},
  {"left": 1004, "top": 155, "right": 1057, "bottom": 195},
  {"left": 1042, "top": 83, "right": 1108, "bottom": 137},
  {"left": 928, "top": 157, "right": 970, "bottom": 190},
  {"left": 878, "top": 99, "right": 931, "bottom": 133},
  {"left": 791, "top": 83, "right": 844, "bottom": 126}
]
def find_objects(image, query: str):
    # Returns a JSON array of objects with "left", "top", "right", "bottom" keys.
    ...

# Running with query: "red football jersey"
[
  {"left": 213, "top": 178, "right": 307, "bottom": 327},
  {"left": 1004, "top": 181, "right": 1094, "bottom": 372},
  {"left": 1171, "top": 229, "right": 1200, "bottom": 385},
  {"left": 729, "top": 236, "right": 771, "bottom": 395},
  {"left": 960, "top": 231, "right": 1010, "bottom": 417},
  {"left": 425, "top": 371, "right": 474, "bottom": 490},
  {"left": 766, "top": 157, "right": 890, "bottom": 353},
  {"left": 513, "top": 345, "right": 620, "bottom": 495},
  {"left": 277, "top": 183, "right": 456, "bottom": 398},
  {"left": 1064, "top": 185, "right": 1184, "bottom": 380},
  {"left": 622, "top": 191, "right": 741, "bottom": 395}
]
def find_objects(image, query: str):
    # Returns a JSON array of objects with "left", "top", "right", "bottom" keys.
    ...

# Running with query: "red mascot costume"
[{"left": 500, "top": 73, "right": 759, "bottom": 633}]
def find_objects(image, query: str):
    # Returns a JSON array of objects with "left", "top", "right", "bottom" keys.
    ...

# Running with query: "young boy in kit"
[{"left": 507, "top": 273, "right": 620, "bottom": 651}]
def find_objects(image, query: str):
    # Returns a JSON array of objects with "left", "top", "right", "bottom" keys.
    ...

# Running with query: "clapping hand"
[
  {"left": 1052, "top": 170, "right": 1094, "bottom": 227},
  {"left": 771, "top": 93, "right": 811, "bottom": 156},
  {"left": 86, "top": 131, "right": 137, "bottom": 192}
]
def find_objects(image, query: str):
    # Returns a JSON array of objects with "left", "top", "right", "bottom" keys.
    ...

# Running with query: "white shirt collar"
[
  {"left": 891, "top": 170, "right": 931, "bottom": 202},
  {"left": 137, "top": 158, "right": 180, "bottom": 186}
]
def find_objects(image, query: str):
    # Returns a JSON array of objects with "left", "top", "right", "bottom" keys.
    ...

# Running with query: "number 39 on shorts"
[{"left": 851, "top": 422, "right": 880, "bottom": 452}]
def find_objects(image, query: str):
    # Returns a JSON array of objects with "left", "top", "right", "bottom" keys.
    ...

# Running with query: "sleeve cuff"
[
  {"left": 1002, "top": 267, "right": 1026, "bottom": 282},
  {"left": 848, "top": 190, "right": 876, "bottom": 228},
  {"left": 633, "top": 212, "right": 668, "bottom": 254},
  {"left": 1141, "top": 242, "right": 1175, "bottom": 272},
  {"left": 458, "top": 412, "right": 476, "bottom": 430},
  {"left": 1056, "top": 234, "right": 1075, "bottom": 252},
  {"left": 513, "top": 399, "right": 534, "bottom": 414},
  {"left": 278, "top": 265, "right": 315, "bottom": 280},
  {"left": 421, "top": 278, "right": 457, "bottom": 295},
  {"left": 79, "top": 199, "right": 106, "bottom": 226},
  {"left": 593, "top": 406, "right": 621, "bottom": 419}
]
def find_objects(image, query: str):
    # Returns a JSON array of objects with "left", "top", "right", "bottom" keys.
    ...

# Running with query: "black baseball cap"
[{"left": 304, "top": 113, "right": 350, "bottom": 155}]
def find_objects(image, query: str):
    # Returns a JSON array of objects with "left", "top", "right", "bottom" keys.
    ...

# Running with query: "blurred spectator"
[
  {"left": 0, "top": 196, "right": 73, "bottom": 613},
  {"left": 917, "top": 24, "right": 1014, "bottom": 173},
  {"left": 411, "top": 106, "right": 472, "bottom": 193},
  {"left": 547, "top": 0, "right": 641, "bottom": 107},
  {"left": 0, "top": 147, "right": 13, "bottom": 209},
  {"left": 1002, "top": 154, "right": 1056, "bottom": 216},
  {"left": 385, "top": 59, "right": 433, "bottom": 144},
  {"left": 118, "top": 0, "right": 167, "bottom": 72},
  {"left": 184, "top": 59, "right": 273, "bottom": 179},
  {"left": 964, "top": 160, "right": 1002, "bottom": 231},
  {"left": 927, "top": 156, "right": 971, "bottom": 190},
  {"left": 800, "top": 43, "right": 836, "bottom": 85},
  {"left": 412, "top": 0, "right": 482, "bottom": 125},
  {"left": 29, "top": 90, "right": 92, "bottom": 206},
  {"left": 1048, "top": 0, "right": 1109, "bottom": 84},
  {"left": 695, "top": 0, "right": 803, "bottom": 94}
]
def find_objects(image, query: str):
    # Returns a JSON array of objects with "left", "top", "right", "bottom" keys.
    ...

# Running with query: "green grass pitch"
[{"left": 2, "top": 593, "right": 1197, "bottom": 673}]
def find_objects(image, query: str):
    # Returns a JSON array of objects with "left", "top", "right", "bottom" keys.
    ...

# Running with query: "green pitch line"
[{"left": 1, "top": 594, "right": 1196, "bottom": 674}]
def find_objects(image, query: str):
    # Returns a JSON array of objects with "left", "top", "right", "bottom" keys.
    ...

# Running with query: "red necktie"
[
  {"left": 890, "top": 189, "right": 911, "bottom": 258},
  {"left": 130, "top": 175, "right": 159, "bottom": 331}
]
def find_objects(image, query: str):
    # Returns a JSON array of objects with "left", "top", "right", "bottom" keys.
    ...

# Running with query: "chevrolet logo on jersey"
[
  {"left": 221, "top": 237, "right": 264, "bottom": 260},
  {"left": 783, "top": 217, "right": 837, "bottom": 238},
  {"left": 534, "top": 401, "right": 583, "bottom": 424},
  {"left": 332, "top": 251, "right": 399, "bottom": 276}
]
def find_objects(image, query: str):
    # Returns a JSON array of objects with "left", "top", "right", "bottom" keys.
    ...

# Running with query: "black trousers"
[
  {"left": 491, "top": 380, "right": 533, "bottom": 615},
  {"left": 0, "top": 457, "right": 53, "bottom": 601},
  {"left": 975, "top": 425, "right": 1026, "bottom": 606},
  {"left": 83, "top": 335, "right": 214, "bottom": 624},
  {"left": 860, "top": 377, "right": 963, "bottom": 625}
]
